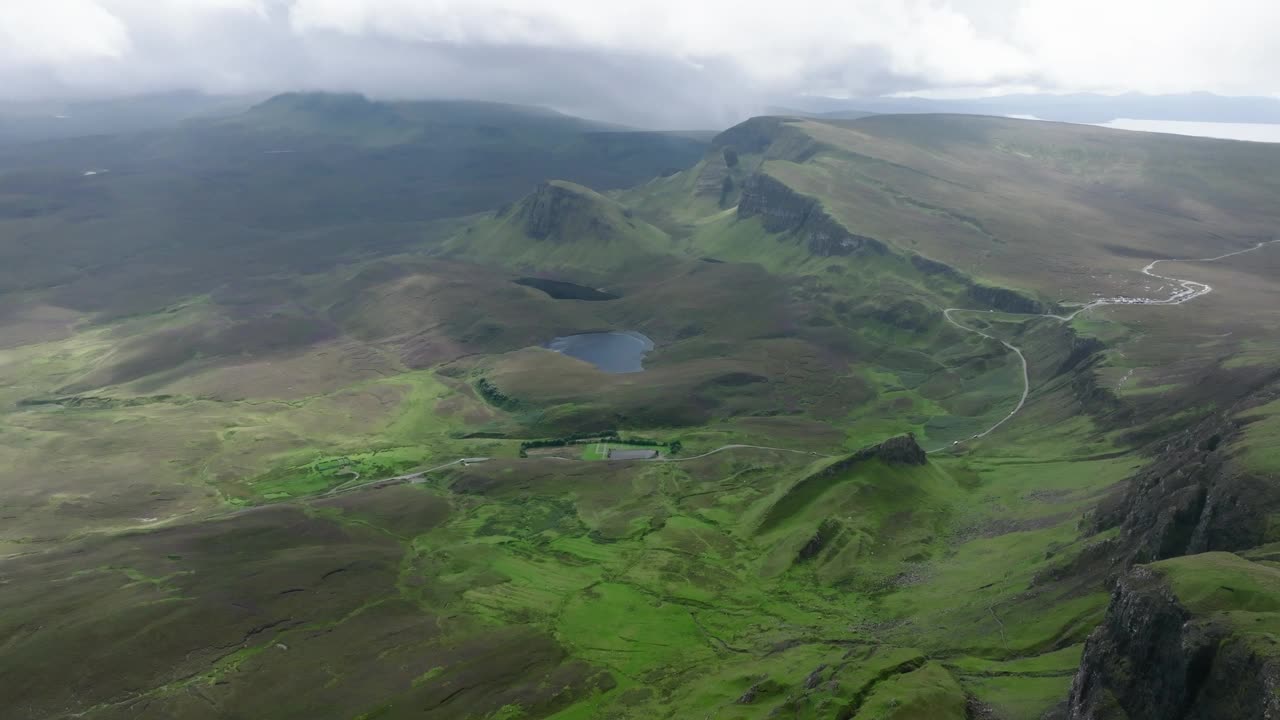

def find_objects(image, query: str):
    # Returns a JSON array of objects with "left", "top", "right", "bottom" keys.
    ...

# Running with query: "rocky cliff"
[
  {"left": 910, "top": 252, "right": 1052, "bottom": 315},
  {"left": 966, "top": 283, "right": 1047, "bottom": 314},
  {"left": 738, "top": 173, "right": 887, "bottom": 257},
  {"left": 1062, "top": 380, "right": 1280, "bottom": 719},
  {"left": 1088, "top": 391, "right": 1280, "bottom": 567},
  {"left": 1067, "top": 556, "right": 1280, "bottom": 720},
  {"left": 514, "top": 181, "right": 616, "bottom": 242},
  {"left": 817, "top": 433, "right": 929, "bottom": 478}
]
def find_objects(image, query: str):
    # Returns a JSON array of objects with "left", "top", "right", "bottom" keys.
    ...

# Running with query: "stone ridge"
[
  {"left": 514, "top": 181, "right": 613, "bottom": 242},
  {"left": 1067, "top": 563, "right": 1280, "bottom": 720},
  {"left": 830, "top": 433, "right": 928, "bottom": 473},
  {"left": 737, "top": 173, "right": 887, "bottom": 257},
  {"left": 1088, "top": 382, "right": 1280, "bottom": 567},
  {"left": 910, "top": 252, "right": 1049, "bottom": 315},
  {"left": 856, "top": 433, "right": 929, "bottom": 466}
]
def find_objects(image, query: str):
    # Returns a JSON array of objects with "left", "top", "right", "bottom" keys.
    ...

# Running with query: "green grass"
[
  {"left": 1156, "top": 552, "right": 1280, "bottom": 615},
  {"left": 5, "top": 108, "right": 1280, "bottom": 718},
  {"left": 1151, "top": 553, "right": 1280, "bottom": 659},
  {"left": 1234, "top": 398, "right": 1280, "bottom": 475}
]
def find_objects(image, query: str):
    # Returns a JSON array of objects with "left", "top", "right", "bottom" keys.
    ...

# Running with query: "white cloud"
[
  {"left": 1, "top": 0, "right": 1279, "bottom": 122},
  {"left": 286, "top": 0, "right": 1034, "bottom": 90},
  {"left": 1013, "top": 0, "right": 1280, "bottom": 95},
  {"left": 0, "top": 1, "right": 132, "bottom": 64}
]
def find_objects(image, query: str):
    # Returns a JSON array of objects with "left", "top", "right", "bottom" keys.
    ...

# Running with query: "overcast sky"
[{"left": 2, "top": 0, "right": 1279, "bottom": 127}]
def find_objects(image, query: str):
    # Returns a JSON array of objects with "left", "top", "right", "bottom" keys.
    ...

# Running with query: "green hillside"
[{"left": 1, "top": 107, "right": 1279, "bottom": 719}]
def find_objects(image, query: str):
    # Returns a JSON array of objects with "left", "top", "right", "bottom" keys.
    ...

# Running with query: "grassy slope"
[
  {"left": 443, "top": 180, "right": 677, "bottom": 272},
  {"left": 1154, "top": 552, "right": 1280, "bottom": 661}
]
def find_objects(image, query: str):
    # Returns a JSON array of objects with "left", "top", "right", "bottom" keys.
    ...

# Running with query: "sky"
[{"left": 2, "top": 0, "right": 1280, "bottom": 128}]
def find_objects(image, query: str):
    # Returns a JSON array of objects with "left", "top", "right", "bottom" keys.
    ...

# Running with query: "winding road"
[
  {"left": 930, "top": 239, "right": 1279, "bottom": 453},
  {"left": 219, "top": 240, "right": 1276, "bottom": 509}
]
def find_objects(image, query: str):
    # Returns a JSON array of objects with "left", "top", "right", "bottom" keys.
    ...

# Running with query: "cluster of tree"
[
  {"left": 610, "top": 437, "right": 683, "bottom": 454},
  {"left": 518, "top": 430, "right": 619, "bottom": 457},
  {"left": 313, "top": 456, "right": 353, "bottom": 472},
  {"left": 612, "top": 436, "right": 663, "bottom": 447},
  {"left": 521, "top": 430, "right": 618, "bottom": 450},
  {"left": 475, "top": 378, "right": 520, "bottom": 410}
]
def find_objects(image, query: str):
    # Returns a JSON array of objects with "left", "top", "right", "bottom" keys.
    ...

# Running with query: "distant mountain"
[
  {"left": 7, "top": 102, "right": 1280, "bottom": 720},
  {"left": 785, "top": 91, "right": 1280, "bottom": 124},
  {"left": 233, "top": 92, "right": 628, "bottom": 146},
  {"left": 0, "top": 92, "right": 709, "bottom": 313},
  {"left": 0, "top": 91, "right": 262, "bottom": 145}
]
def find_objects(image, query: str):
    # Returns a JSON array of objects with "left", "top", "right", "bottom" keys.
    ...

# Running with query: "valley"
[{"left": 2, "top": 95, "right": 1280, "bottom": 720}]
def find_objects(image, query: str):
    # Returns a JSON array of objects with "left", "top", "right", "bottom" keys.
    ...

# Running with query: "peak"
[
  {"left": 540, "top": 179, "right": 605, "bottom": 198},
  {"left": 848, "top": 434, "right": 928, "bottom": 466},
  {"left": 511, "top": 180, "right": 626, "bottom": 242},
  {"left": 242, "top": 92, "right": 403, "bottom": 132},
  {"left": 252, "top": 92, "right": 378, "bottom": 113},
  {"left": 711, "top": 116, "right": 792, "bottom": 153}
]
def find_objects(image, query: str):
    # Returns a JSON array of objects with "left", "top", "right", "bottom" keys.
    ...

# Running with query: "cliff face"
[
  {"left": 815, "top": 433, "right": 928, "bottom": 479},
  {"left": 910, "top": 252, "right": 1052, "bottom": 315},
  {"left": 1089, "top": 400, "right": 1280, "bottom": 567},
  {"left": 965, "top": 284, "right": 1047, "bottom": 314},
  {"left": 738, "top": 174, "right": 886, "bottom": 257},
  {"left": 1068, "top": 560, "right": 1280, "bottom": 720},
  {"left": 512, "top": 180, "right": 632, "bottom": 243},
  {"left": 711, "top": 116, "right": 790, "bottom": 154}
]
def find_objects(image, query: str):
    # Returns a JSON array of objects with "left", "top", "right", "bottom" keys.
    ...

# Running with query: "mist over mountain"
[{"left": 781, "top": 91, "right": 1280, "bottom": 125}]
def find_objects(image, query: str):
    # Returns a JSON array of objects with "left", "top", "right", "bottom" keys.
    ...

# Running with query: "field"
[{"left": 2, "top": 98, "right": 1280, "bottom": 719}]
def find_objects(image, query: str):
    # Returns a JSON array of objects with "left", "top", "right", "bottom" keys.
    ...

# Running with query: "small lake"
[{"left": 546, "top": 331, "right": 654, "bottom": 373}]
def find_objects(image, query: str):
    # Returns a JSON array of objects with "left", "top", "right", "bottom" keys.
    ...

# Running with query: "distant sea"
[
  {"left": 1007, "top": 115, "right": 1280, "bottom": 143},
  {"left": 1094, "top": 118, "right": 1280, "bottom": 143}
]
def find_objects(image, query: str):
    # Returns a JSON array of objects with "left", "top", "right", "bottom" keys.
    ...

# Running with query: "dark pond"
[
  {"left": 546, "top": 331, "right": 654, "bottom": 373},
  {"left": 515, "top": 277, "right": 618, "bottom": 301}
]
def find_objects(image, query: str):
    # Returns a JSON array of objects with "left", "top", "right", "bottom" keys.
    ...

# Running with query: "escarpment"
[
  {"left": 911, "top": 252, "right": 1053, "bottom": 315},
  {"left": 757, "top": 434, "right": 928, "bottom": 536},
  {"left": 965, "top": 283, "right": 1048, "bottom": 314},
  {"left": 515, "top": 181, "right": 617, "bottom": 242},
  {"left": 1068, "top": 557, "right": 1280, "bottom": 720},
  {"left": 1089, "top": 395, "right": 1280, "bottom": 567},
  {"left": 738, "top": 173, "right": 887, "bottom": 257},
  {"left": 1061, "top": 385, "right": 1280, "bottom": 719}
]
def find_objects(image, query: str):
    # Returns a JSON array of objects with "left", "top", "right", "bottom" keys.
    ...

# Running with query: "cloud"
[
  {"left": 0, "top": 1, "right": 132, "bottom": 64},
  {"left": 1, "top": 0, "right": 1278, "bottom": 127},
  {"left": 1013, "top": 0, "right": 1280, "bottom": 96}
]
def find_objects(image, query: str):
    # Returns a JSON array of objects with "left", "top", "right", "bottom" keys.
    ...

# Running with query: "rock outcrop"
[
  {"left": 514, "top": 181, "right": 616, "bottom": 242},
  {"left": 858, "top": 433, "right": 929, "bottom": 466},
  {"left": 738, "top": 174, "right": 886, "bottom": 257},
  {"left": 1067, "top": 559, "right": 1280, "bottom": 720},
  {"left": 711, "top": 116, "right": 791, "bottom": 154},
  {"left": 1088, "top": 398, "right": 1280, "bottom": 567},
  {"left": 820, "top": 434, "right": 928, "bottom": 477},
  {"left": 910, "top": 252, "right": 1052, "bottom": 315},
  {"left": 965, "top": 283, "right": 1047, "bottom": 315}
]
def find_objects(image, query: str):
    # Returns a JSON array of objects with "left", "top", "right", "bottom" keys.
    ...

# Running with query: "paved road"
[
  {"left": 663, "top": 444, "right": 830, "bottom": 462},
  {"left": 930, "top": 239, "right": 1279, "bottom": 453},
  {"left": 193, "top": 241, "right": 1278, "bottom": 513},
  {"left": 323, "top": 458, "right": 490, "bottom": 496},
  {"left": 319, "top": 444, "right": 830, "bottom": 498},
  {"left": 934, "top": 308, "right": 1031, "bottom": 452}
]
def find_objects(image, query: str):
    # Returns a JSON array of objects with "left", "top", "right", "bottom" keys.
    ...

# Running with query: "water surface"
[
  {"left": 1007, "top": 114, "right": 1280, "bottom": 143},
  {"left": 1093, "top": 119, "right": 1280, "bottom": 143},
  {"left": 546, "top": 331, "right": 653, "bottom": 373}
]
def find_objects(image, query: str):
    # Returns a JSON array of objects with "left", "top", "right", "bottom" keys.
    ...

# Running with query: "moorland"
[{"left": 2, "top": 94, "right": 1280, "bottom": 720}]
